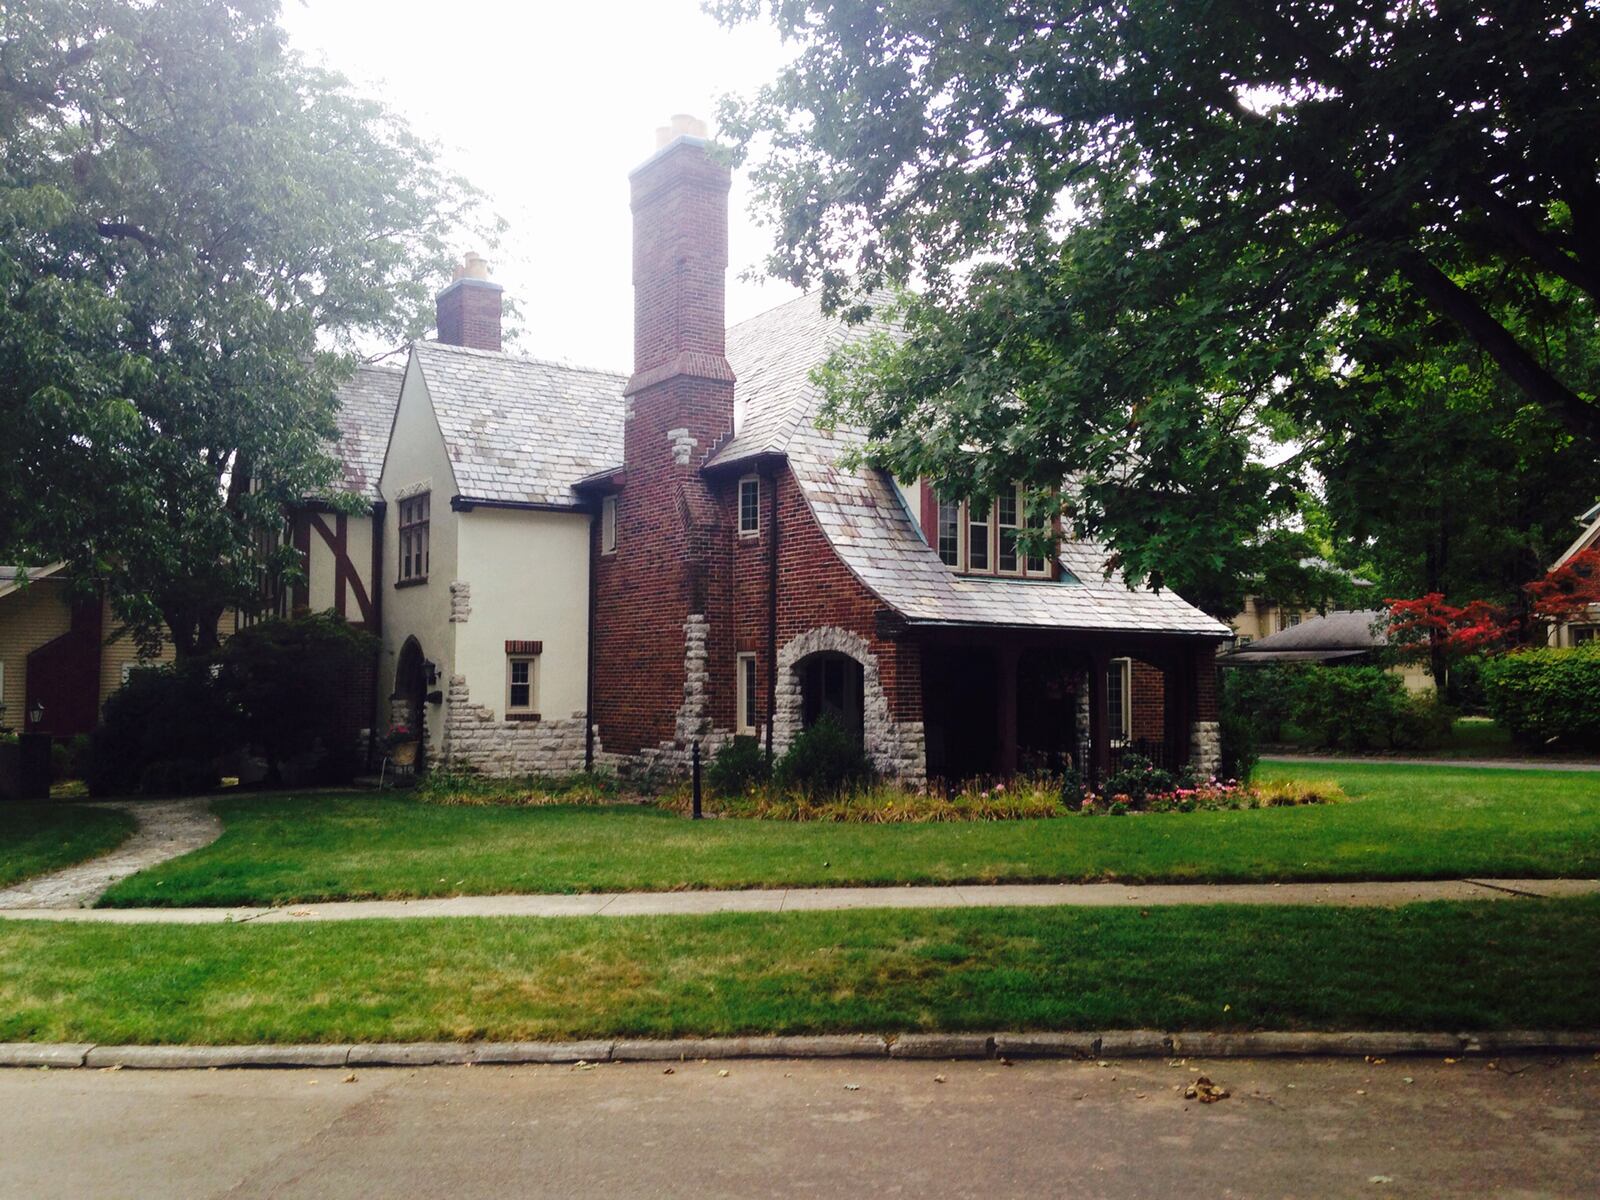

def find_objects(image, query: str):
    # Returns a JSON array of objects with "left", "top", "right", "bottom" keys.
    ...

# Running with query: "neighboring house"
[
  {"left": 370, "top": 121, "right": 1232, "bottom": 784},
  {"left": 1547, "top": 501, "right": 1600, "bottom": 647},
  {"left": 1218, "top": 609, "right": 1434, "bottom": 692},
  {"left": 0, "top": 565, "right": 224, "bottom": 738},
  {"left": 1229, "top": 560, "right": 1373, "bottom": 646}
]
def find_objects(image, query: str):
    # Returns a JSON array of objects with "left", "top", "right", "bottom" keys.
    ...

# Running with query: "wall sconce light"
[
  {"left": 423, "top": 659, "right": 439, "bottom": 687},
  {"left": 29, "top": 699, "right": 45, "bottom": 727}
]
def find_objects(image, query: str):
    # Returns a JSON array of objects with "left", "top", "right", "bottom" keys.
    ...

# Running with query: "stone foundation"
[{"left": 440, "top": 675, "right": 592, "bottom": 776}]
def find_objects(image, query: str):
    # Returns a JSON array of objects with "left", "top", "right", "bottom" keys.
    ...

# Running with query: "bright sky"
[{"left": 279, "top": 0, "right": 802, "bottom": 369}]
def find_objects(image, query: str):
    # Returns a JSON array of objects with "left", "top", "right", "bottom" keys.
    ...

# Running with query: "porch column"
[
  {"left": 996, "top": 644, "right": 1020, "bottom": 776},
  {"left": 1086, "top": 650, "right": 1111, "bottom": 787}
]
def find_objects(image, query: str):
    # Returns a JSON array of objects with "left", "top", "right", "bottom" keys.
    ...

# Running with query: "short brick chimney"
[{"left": 435, "top": 252, "right": 503, "bottom": 352}]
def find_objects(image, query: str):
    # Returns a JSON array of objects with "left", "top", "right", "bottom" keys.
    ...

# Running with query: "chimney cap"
[
  {"left": 654, "top": 113, "right": 708, "bottom": 149},
  {"left": 452, "top": 251, "right": 491, "bottom": 282}
]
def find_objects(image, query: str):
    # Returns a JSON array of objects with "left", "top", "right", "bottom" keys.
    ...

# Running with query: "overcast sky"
[{"left": 279, "top": 0, "right": 802, "bottom": 368}]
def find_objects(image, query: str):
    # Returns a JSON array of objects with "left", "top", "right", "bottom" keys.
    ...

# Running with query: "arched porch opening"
[
  {"left": 392, "top": 636, "right": 428, "bottom": 771},
  {"left": 796, "top": 650, "right": 865, "bottom": 743}
]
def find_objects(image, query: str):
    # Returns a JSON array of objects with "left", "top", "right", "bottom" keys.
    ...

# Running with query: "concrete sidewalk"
[{"left": 0, "top": 876, "right": 1595, "bottom": 925}]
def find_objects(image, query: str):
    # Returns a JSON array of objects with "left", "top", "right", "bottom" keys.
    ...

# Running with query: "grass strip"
[
  {"left": 98, "top": 762, "right": 1600, "bottom": 907},
  {"left": 3, "top": 899, "right": 1597, "bottom": 1045},
  {"left": 0, "top": 804, "right": 136, "bottom": 890}
]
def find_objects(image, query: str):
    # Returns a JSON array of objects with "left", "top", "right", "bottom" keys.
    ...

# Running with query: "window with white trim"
[
  {"left": 1107, "top": 657, "right": 1132, "bottom": 745},
  {"left": 398, "top": 493, "right": 430, "bottom": 582},
  {"left": 601, "top": 495, "right": 618, "bottom": 555},
  {"left": 931, "top": 484, "right": 1053, "bottom": 579},
  {"left": 736, "top": 652, "right": 758, "bottom": 735},
  {"left": 738, "top": 477, "right": 761, "bottom": 537},
  {"left": 506, "top": 656, "right": 537, "bottom": 715}
]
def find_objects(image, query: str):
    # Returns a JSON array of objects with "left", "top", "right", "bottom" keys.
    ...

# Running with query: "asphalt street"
[{"left": 1, "top": 1054, "right": 1596, "bottom": 1198}]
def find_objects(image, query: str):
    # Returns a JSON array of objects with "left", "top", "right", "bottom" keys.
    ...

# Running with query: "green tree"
[
  {"left": 718, "top": 0, "right": 1600, "bottom": 607},
  {"left": 0, "top": 0, "right": 497, "bottom": 657}
]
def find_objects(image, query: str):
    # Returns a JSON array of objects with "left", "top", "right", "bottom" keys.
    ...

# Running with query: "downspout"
[
  {"left": 585, "top": 505, "right": 598, "bottom": 772},
  {"left": 766, "top": 468, "right": 780, "bottom": 766}
]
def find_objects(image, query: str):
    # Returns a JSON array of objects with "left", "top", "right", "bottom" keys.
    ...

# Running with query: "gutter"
[{"left": 451, "top": 495, "right": 590, "bottom": 515}]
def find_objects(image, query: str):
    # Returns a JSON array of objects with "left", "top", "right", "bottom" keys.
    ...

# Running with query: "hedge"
[{"left": 1481, "top": 644, "right": 1600, "bottom": 749}]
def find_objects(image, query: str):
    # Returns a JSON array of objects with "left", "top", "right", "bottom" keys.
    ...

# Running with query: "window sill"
[
  {"left": 395, "top": 577, "right": 429, "bottom": 589},
  {"left": 505, "top": 711, "right": 541, "bottom": 723}
]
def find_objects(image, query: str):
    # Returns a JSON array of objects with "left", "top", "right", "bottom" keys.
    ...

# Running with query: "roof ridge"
[{"left": 415, "top": 338, "right": 627, "bottom": 380}]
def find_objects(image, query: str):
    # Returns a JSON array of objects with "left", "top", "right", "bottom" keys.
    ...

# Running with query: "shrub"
[
  {"left": 1281, "top": 665, "right": 1454, "bottom": 751},
  {"left": 773, "top": 716, "right": 876, "bottom": 796},
  {"left": 217, "top": 612, "right": 379, "bottom": 784},
  {"left": 707, "top": 735, "right": 770, "bottom": 796},
  {"left": 51, "top": 733, "right": 92, "bottom": 782},
  {"left": 1102, "top": 754, "right": 1177, "bottom": 808},
  {"left": 88, "top": 664, "right": 237, "bottom": 796},
  {"left": 138, "top": 758, "right": 220, "bottom": 796},
  {"left": 1221, "top": 665, "right": 1303, "bottom": 742},
  {"left": 1391, "top": 691, "right": 1458, "bottom": 750},
  {"left": 1481, "top": 645, "right": 1600, "bottom": 749},
  {"left": 1218, "top": 706, "right": 1260, "bottom": 783}
]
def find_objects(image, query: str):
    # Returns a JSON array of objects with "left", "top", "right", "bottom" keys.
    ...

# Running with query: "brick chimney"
[
  {"left": 435, "top": 252, "right": 503, "bottom": 352},
  {"left": 624, "top": 115, "right": 735, "bottom": 451}
]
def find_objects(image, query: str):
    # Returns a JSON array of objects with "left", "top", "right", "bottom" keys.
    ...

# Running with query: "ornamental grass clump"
[{"left": 416, "top": 769, "right": 625, "bottom": 807}]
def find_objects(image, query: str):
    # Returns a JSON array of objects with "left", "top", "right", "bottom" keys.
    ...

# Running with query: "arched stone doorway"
[
  {"left": 797, "top": 651, "right": 865, "bottom": 742},
  {"left": 392, "top": 637, "right": 429, "bottom": 771}
]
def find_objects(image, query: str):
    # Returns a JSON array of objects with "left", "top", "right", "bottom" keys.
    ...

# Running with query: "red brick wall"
[
  {"left": 1130, "top": 659, "right": 1166, "bottom": 741},
  {"left": 435, "top": 279, "right": 503, "bottom": 352}
]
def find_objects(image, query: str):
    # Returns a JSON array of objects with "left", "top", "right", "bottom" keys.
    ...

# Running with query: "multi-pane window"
[
  {"left": 601, "top": 495, "right": 618, "bottom": 555},
  {"left": 738, "top": 477, "right": 761, "bottom": 536},
  {"left": 933, "top": 485, "right": 1052, "bottom": 579},
  {"left": 398, "top": 493, "right": 430, "bottom": 583},
  {"left": 507, "top": 657, "right": 536, "bottom": 713},
  {"left": 1107, "top": 658, "right": 1131, "bottom": 744},
  {"left": 937, "top": 494, "right": 962, "bottom": 566},
  {"left": 968, "top": 500, "right": 990, "bottom": 571},
  {"left": 736, "top": 652, "right": 758, "bottom": 735}
]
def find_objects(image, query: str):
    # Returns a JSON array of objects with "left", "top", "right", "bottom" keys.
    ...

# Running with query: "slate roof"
[
  {"left": 717, "top": 292, "right": 1231, "bottom": 637},
  {"left": 1220, "top": 609, "right": 1389, "bottom": 665},
  {"left": 411, "top": 341, "right": 626, "bottom": 508},
  {"left": 330, "top": 363, "right": 404, "bottom": 500}
]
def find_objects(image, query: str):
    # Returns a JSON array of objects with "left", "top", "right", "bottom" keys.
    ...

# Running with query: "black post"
[{"left": 691, "top": 741, "right": 703, "bottom": 820}]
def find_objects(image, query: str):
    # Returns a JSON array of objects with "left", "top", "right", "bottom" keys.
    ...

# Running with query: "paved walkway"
[
  {"left": 0, "top": 798, "right": 221, "bottom": 910},
  {"left": 1265, "top": 752, "right": 1600, "bottom": 771},
  {"left": 1, "top": 876, "right": 1595, "bottom": 924}
]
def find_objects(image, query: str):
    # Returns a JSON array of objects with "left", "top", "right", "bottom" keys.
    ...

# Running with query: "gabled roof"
[
  {"left": 0, "top": 563, "right": 65, "bottom": 600},
  {"left": 1220, "top": 609, "right": 1389, "bottom": 665},
  {"left": 718, "top": 292, "right": 1230, "bottom": 637},
  {"left": 411, "top": 341, "right": 626, "bottom": 508},
  {"left": 330, "top": 363, "right": 405, "bottom": 500}
]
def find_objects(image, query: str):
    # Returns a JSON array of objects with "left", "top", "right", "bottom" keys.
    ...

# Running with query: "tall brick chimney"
[
  {"left": 435, "top": 252, "right": 503, "bottom": 352},
  {"left": 624, "top": 115, "right": 735, "bottom": 450}
]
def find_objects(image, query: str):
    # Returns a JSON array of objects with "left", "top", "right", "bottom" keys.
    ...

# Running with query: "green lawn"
[
  {"left": 1, "top": 899, "right": 1595, "bottom": 1044},
  {"left": 0, "top": 803, "right": 135, "bottom": 890},
  {"left": 97, "top": 761, "right": 1600, "bottom": 907}
]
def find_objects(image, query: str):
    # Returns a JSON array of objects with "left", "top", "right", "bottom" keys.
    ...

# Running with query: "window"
[
  {"left": 738, "top": 477, "right": 761, "bottom": 537},
  {"left": 930, "top": 485, "right": 1054, "bottom": 579},
  {"left": 937, "top": 493, "right": 961, "bottom": 567},
  {"left": 736, "top": 652, "right": 758, "bottom": 735},
  {"left": 1107, "top": 658, "right": 1132, "bottom": 745},
  {"left": 1284, "top": 611, "right": 1301, "bottom": 630},
  {"left": 506, "top": 656, "right": 537, "bottom": 714},
  {"left": 601, "top": 495, "right": 618, "bottom": 555},
  {"left": 398, "top": 493, "right": 430, "bottom": 583},
  {"left": 968, "top": 500, "right": 990, "bottom": 571},
  {"left": 1573, "top": 625, "right": 1598, "bottom": 646}
]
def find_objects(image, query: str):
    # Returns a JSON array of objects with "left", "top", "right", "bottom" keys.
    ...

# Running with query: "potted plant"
[{"left": 388, "top": 723, "right": 419, "bottom": 768}]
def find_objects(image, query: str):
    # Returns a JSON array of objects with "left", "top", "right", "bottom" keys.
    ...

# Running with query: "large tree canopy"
[
  {"left": 718, "top": 0, "right": 1600, "bottom": 611},
  {"left": 1, "top": 0, "right": 495, "bottom": 656}
]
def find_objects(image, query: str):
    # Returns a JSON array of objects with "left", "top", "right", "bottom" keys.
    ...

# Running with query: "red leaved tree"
[{"left": 1387, "top": 549, "right": 1600, "bottom": 680}]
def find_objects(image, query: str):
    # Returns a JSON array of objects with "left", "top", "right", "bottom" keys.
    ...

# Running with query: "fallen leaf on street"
[
  {"left": 662, "top": 1067, "right": 675, "bottom": 1075},
  {"left": 933, "top": 1074, "right": 947, "bottom": 1084},
  {"left": 342, "top": 1073, "right": 357, "bottom": 1084},
  {"left": 717, "top": 1069, "right": 729, "bottom": 1077},
  {"left": 1184, "top": 1076, "right": 1229, "bottom": 1103},
  {"left": 844, "top": 1083, "right": 860, "bottom": 1091},
  {"left": 1365, "top": 1056, "right": 1387, "bottom": 1065}
]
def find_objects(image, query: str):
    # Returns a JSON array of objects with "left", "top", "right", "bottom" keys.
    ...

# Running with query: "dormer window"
[{"left": 931, "top": 485, "right": 1054, "bottom": 579}]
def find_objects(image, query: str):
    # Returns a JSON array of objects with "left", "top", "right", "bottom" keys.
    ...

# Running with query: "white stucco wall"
[
  {"left": 376, "top": 355, "right": 460, "bottom": 758},
  {"left": 454, "top": 506, "right": 591, "bottom": 723}
]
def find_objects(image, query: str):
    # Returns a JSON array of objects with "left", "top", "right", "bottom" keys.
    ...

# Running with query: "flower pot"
[{"left": 390, "top": 740, "right": 418, "bottom": 768}]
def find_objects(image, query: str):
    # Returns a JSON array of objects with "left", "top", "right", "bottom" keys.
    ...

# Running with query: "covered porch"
[{"left": 914, "top": 628, "right": 1223, "bottom": 786}]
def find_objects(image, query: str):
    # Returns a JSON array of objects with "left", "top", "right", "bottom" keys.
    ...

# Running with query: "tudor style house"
[{"left": 360, "top": 119, "right": 1232, "bottom": 785}]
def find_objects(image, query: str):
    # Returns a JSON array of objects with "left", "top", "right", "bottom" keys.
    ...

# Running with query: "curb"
[{"left": 4, "top": 1030, "right": 1598, "bottom": 1070}]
